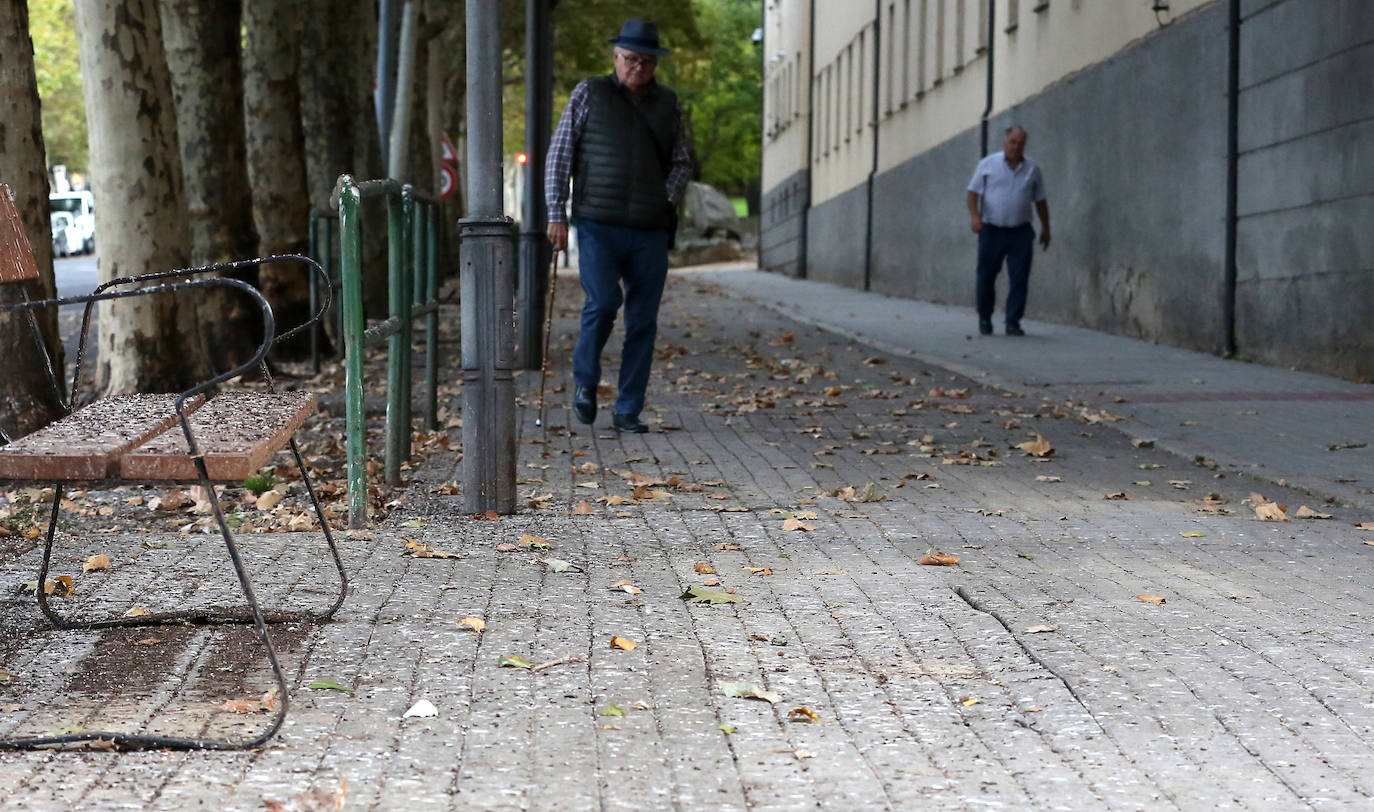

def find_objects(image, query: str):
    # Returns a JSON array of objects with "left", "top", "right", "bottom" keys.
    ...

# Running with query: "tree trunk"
[
  {"left": 243, "top": 0, "right": 311, "bottom": 358},
  {"left": 0, "top": 0, "right": 65, "bottom": 438},
  {"left": 75, "top": 0, "right": 206, "bottom": 396},
  {"left": 160, "top": 0, "right": 263, "bottom": 374},
  {"left": 349, "top": 0, "right": 391, "bottom": 318}
]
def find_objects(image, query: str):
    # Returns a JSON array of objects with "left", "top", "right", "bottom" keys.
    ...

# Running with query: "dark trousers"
[
  {"left": 975, "top": 223, "right": 1034, "bottom": 327},
  {"left": 573, "top": 219, "right": 670, "bottom": 417}
]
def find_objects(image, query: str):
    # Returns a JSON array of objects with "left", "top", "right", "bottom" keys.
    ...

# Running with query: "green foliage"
[
  {"left": 243, "top": 472, "right": 277, "bottom": 496},
  {"left": 659, "top": 0, "right": 762, "bottom": 197},
  {"left": 28, "top": 0, "right": 88, "bottom": 173}
]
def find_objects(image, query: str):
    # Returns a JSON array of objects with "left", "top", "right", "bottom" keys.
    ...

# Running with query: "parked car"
[
  {"left": 49, "top": 190, "right": 95, "bottom": 255},
  {"left": 50, "top": 211, "right": 82, "bottom": 258}
]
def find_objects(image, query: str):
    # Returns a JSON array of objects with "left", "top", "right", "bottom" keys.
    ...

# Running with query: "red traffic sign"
[
  {"left": 439, "top": 164, "right": 457, "bottom": 200},
  {"left": 441, "top": 133, "right": 458, "bottom": 165}
]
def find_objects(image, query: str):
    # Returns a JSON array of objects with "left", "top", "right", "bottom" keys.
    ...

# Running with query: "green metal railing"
[{"left": 330, "top": 175, "right": 441, "bottom": 529}]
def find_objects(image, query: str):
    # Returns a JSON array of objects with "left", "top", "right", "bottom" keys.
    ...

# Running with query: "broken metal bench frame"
[{"left": 0, "top": 192, "right": 346, "bottom": 751}]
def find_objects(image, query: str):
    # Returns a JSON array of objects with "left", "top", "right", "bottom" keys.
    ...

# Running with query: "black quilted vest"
[{"left": 572, "top": 74, "right": 677, "bottom": 231}]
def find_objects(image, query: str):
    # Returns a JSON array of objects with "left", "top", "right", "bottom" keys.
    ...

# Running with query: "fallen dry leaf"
[
  {"left": 1025, "top": 625, "right": 1058, "bottom": 634},
  {"left": 1035, "top": 475, "right": 1063, "bottom": 483},
  {"left": 1103, "top": 491, "right": 1130, "bottom": 501},
  {"left": 1016, "top": 434, "right": 1054, "bottom": 457},
  {"left": 402, "top": 539, "right": 461, "bottom": 559},
  {"left": 124, "top": 606, "right": 150, "bottom": 618},
  {"left": 82, "top": 554, "right": 111, "bottom": 573},
  {"left": 571, "top": 500, "right": 596, "bottom": 515},
  {"left": 263, "top": 778, "right": 348, "bottom": 812},
  {"left": 787, "top": 706, "right": 820, "bottom": 723},
  {"left": 403, "top": 699, "right": 439, "bottom": 718},
  {"left": 609, "top": 580, "right": 644, "bottom": 594},
  {"left": 694, "top": 561, "right": 716, "bottom": 574},
  {"left": 720, "top": 681, "right": 781, "bottom": 703},
  {"left": 919, "top": 553, "right": 959, "bottom": 566},
  {"left": 1295, "top": 505, "right": 1332, "bottom": 519},
  {"left": 1254, "top": 501, "right": 1289, "bottom": 522},
  {"left": 782, "top": 517, "right": 818, "bottom": 532},
  {"left": 609, "top": 636, "right": 637, "bottom": 651},
  {"left": 743, "top": 566, "right": 774, "bottom": 576},
  {"left": 458, "top": 617, "right": 486, "bottom": 633},
  {"left": 1135, "top": 594, "right": 1166, "bottom": 605},
  {"left": 961, "top": 697, "right": 979, "bottom": 707},
  {"left": 254, "top": 488, "right": 285, "bottom": 511}
]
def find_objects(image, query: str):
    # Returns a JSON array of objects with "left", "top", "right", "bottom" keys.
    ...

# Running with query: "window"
[
  {"left": 955, "top": 0, "right": 965, "bottom": 71},
  {"left": 901, "top": 0, "right": 911, "bottom": 102},
  {"left": 934, "top": 0, "right": 945, "bottom": 84},
  {"left": 977, "top": 0, "right": 988, "bottom": 54},
  {"left": 917, "top": 0, "right": 928, "bottom": 94},
  {"left": 885, "top": 3, "right": 895, "bottom": 116}
]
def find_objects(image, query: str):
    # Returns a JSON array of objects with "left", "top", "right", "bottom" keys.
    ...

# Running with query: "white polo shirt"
[{"left": 968, "top": 151, "right": 1046, "bottom": 228}]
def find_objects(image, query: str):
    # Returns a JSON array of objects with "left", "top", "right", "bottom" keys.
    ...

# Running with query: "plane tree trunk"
[
  {"left": 75, "top": 0, "right": 208, "bottom": 395},
  {"left": 0, "top": 0, "right": 65, "bottom": 438},
  {"left": 160, "top": 0, "right": 263, "bottom": 374},
  {"left": 243, "top": 0, "right": 311, "bottom": 358}
]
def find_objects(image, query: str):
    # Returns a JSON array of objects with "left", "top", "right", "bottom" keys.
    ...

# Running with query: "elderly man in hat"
[{"left": 545, "top": 18, "right": 692, "bottom": 433}]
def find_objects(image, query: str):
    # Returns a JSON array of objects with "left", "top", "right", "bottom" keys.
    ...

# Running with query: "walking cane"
[{"left": 534, "top": 249, "right": 560, "bottom": 428}]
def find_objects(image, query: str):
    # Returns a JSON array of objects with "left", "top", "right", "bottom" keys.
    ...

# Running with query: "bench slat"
[
  {"left": 0, "top": 394, "right": 203, "bottom": 481},
  {"left": 0, "top": 184, "right": 41, "bottom": 283},
  {"left": 121, "top": 391, "right": 316, "bottom": 481}
]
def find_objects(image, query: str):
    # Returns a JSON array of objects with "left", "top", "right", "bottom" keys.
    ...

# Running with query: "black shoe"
[
  {"left": 573, "top": 385, "right": 597, "bottom": 425},
  {"left": 978, "top": 318, "right": 993, "bottom": 336},
  {"left": 612, "top": 413, "right": 649, "bottom": 433},
  {"left": 1005, "top": 325, "right": 1025, "bottom": 336}
]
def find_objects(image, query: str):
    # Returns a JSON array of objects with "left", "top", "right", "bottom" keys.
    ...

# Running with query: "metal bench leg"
[{"left": 5, "top": 479, "right": 289, "bottom": 751}]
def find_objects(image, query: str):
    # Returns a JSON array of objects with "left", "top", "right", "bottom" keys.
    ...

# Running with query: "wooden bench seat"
[
  {"left": 0, "top": 393, "right": 202, "bottom": 480},
  {"left": 0, "top": 391, "right": 314, "bottom": 482},
  {"left": 122, "top": 391, "right": 316, "bottom": 480}
]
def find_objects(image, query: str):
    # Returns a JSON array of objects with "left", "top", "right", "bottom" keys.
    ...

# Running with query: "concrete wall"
[
  {"left": 869, "top": 1, "right": 1230, "bottom": 353},
  {"left": 760, "top": 169, "right": 808, "bottom": 278},
  {"left": 1234, "top": 0, "right": 1374, "bottom": 379}
]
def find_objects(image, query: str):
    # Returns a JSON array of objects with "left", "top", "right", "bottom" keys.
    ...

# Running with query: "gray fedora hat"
[{"left": 607, "top": 18, "right": 670, "bottom": 56}]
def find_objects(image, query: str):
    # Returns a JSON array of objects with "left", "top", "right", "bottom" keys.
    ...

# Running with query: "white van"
[{"left": 49, "top": 190, "right": 95, "bottom": 255}]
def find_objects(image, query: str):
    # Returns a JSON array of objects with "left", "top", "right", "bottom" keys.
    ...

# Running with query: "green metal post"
[
  {"left": 424, "top": 203, "right": 439, "bottom": 430},
  {"left": 398, "top": 188, "right": 415, "bottom": 462},
  {"left": 338, "top": 178, "right": 369, "bottom": 529},
  {"left": 384, "top": 190, "right": 408, "bottom": 486}
]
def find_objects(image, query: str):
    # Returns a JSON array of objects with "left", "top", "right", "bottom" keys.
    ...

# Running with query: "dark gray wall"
[
  {"left": 869, "top": 1, "right": 1231, "bottom": 352},
  {"left": 1234, "top": 0, "right": 1374, "bottom": 379},
  {"left": 806, "top": 179, "right": 870, "bottom": 287},
  {"left": 762, "top": 0, "right": 1371, "bottom": 378},
  {"left": 760, "top": 169, "right": 809, "bottom": 278}
]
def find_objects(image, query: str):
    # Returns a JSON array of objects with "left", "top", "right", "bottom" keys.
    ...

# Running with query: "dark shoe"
[
  {"left": 612, "top": 413, "right": 649, "bottom": 433},
  {"left": 978, "top": 318, "right": 993, "bottom": 336},
  {"left": 1005, "top": 325, "right": 1025, "bottom": 336},
  {"left": 573, "top": 385, "right": 597, "bottom": 425}
]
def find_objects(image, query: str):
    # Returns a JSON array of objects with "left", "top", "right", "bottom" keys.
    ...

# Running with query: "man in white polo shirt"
[{"left": 965, "top": 126, "right": 1051, "bottom": 336}]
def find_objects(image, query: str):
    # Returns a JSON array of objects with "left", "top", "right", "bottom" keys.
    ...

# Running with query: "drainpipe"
[
  {"left": 981, "top": 0, "right": 995, "bottom": 157},
  {"left": 798, "top": 0, "right": 816, "bottom": 279},
  {"left": 862, "top": 0, "right": 881, "bottom": 291},
  {"left": 1223, "top": 0, "right": 1240, "bottom": 356}
]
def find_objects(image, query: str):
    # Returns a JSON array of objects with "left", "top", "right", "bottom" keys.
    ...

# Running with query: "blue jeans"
[
  {"left": 573, "top": 219, "right": 670, "bottom": 417},
  {"left": 975, "top": 224, "right": 1034, "bottom": 327}
]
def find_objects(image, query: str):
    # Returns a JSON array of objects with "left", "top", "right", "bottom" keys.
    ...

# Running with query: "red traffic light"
[{"left": 516, "top": 152, "right": 528, "bottom": 164}]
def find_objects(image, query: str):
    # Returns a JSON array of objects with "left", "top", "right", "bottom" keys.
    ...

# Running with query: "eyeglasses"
[{"left": 617, "top": 52, "right": 657, "bottom": 69}]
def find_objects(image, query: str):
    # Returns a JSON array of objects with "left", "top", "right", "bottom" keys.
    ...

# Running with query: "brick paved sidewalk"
[{"left": 1, "top": 268, "right": 1371, "bottom": 810}]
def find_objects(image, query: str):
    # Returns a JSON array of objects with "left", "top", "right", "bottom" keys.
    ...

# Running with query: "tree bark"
[
  {"left": 160, "top": 0, "right": 263, "bottom": 374},
  {"left": 75, "top": 0, "right": 207, "bottom": 396},
  {"left": 0, "top": 0, "right": 65, "bottom": 438},
  {"left": 243, "top": 0, "right": 311, "bottom": 358}
]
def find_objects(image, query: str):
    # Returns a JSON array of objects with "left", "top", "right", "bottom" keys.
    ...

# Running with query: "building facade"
[{"left": 760, "top": 0, "right": 1373, "bottom": 379}]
